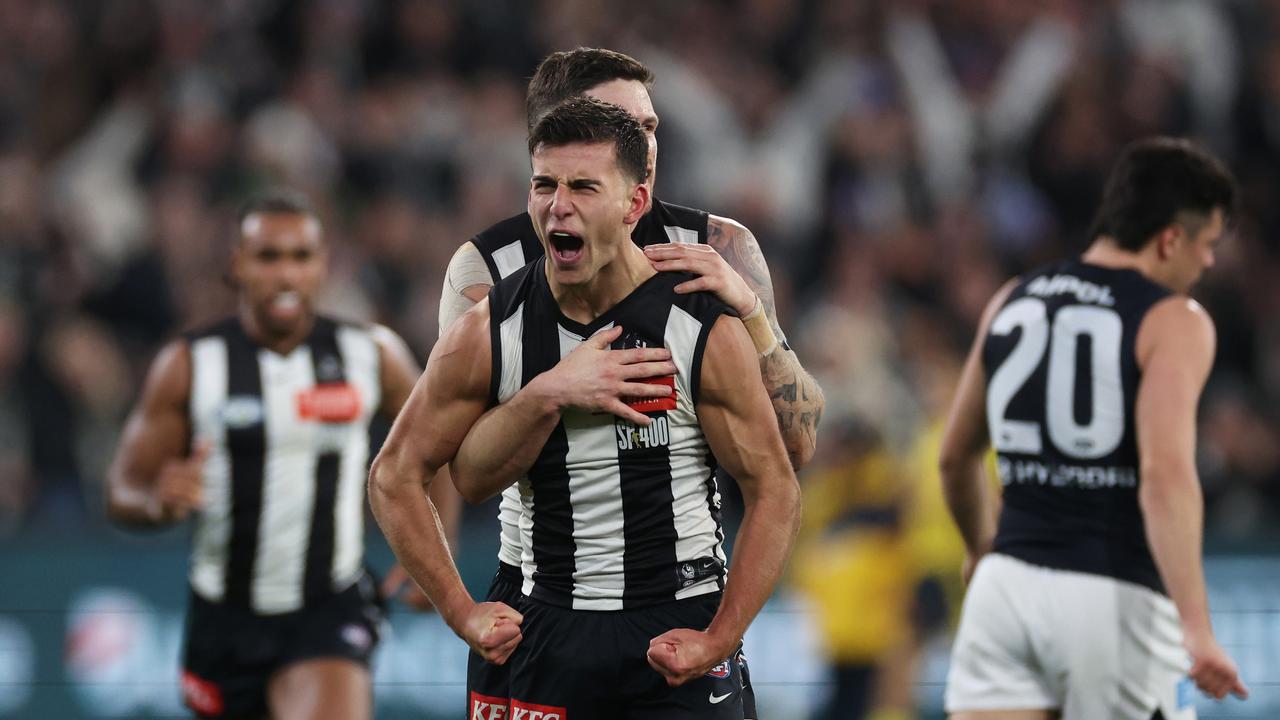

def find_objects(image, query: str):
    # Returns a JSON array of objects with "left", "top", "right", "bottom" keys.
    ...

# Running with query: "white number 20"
[{"left": 986, "top": 297, "right": 1124, "bottom": 459}]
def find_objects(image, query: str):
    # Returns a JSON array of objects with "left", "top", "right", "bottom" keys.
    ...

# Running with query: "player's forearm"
[
  {"left": 759, "top": 348, "right": 823, "bottom": 469},
  {"left": 706, "top": 475, "right": 801, "bottom": 650},
  {"left": 1140, "top": 466, "right": 1213, "bottom": 636},
  {"left": 368, "top": 451, "right": 474, "bottom": 632},
  {"left": 940, "top": 455, "right": 996, "bottom": 555},
  {"left": 450, "top": 374, "right": 562, "bottom": 503}
]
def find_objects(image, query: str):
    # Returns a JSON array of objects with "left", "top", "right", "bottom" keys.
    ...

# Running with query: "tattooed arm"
[{"left": 643, "top": 215, "right": 824, "bottom": 468}]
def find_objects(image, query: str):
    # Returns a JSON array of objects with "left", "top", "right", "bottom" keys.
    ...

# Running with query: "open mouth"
[{"left": 549, "top": 231, "right": 585, "bottom": 265}]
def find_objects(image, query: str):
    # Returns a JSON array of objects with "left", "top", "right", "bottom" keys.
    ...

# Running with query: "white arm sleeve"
[{"left": 439, "top": 241, "right": 495, "bottom": 337}]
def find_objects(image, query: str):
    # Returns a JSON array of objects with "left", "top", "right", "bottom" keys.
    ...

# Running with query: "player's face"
[
  {"left": 586, "top": 79, "right": 658, "bottom": 189},
  {"left": 232, "top": 212, "right": 327, "bottom": 337},
  {"left": 529, "top": 141, "right": 645, "bottom": 286},
  {"left": 1169, "top": 208, "right": 1224, "bottom": 292}
]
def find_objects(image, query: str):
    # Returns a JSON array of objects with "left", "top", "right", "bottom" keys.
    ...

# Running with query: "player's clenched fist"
[
  {"left": 646, "top": 628, "right": 731, "bottom": 687},
  {"left": 460, "top": 601, "right": 524, "bottom": 665},
  {"left": 148, "top": 440, "right": 210, "bottom": 522},
  {"left": 1186, "top": 631, "right": 1249, "bottom": 701}
]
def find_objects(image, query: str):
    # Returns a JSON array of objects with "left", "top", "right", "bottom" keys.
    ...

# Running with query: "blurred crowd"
[{"left": 2, "top": 0, "right": 1279, "bottom": 613}]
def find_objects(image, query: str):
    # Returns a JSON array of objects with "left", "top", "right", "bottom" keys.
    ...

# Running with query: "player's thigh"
[
  {"left": 1057, "top": 576, "right": 1192, "bottom": 720},
  {"left": 267, "top": 658, "right": 371, "bottom": 720},
  {"left": 467, "top": 566, "right": 523, "bottom": 717},
  {"left": 945, "top": 555, "right": 1058, "bottom": 715}
]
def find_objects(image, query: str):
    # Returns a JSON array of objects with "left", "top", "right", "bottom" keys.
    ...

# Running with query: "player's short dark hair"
[
  {"left": 529, "top": 98, "right": 649, "bottom": 184},
  {"left": 1090, "top": 137, "right": 1236, "bottom": 251},
  {"left": 235, "top": 188, "right": 319, "bottom": 233},
  {"left": 526, "top": 48, "right": 653, "bottom": 130}
]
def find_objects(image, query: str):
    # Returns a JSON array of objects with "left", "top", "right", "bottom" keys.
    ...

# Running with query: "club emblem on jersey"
[
  {"left": 221, "top": 395, "right": 264, "bottom": 429},
  {"left": 297, "top": 383, "right": 362, "bottom": 423},
  {"left": 315, "top": 354, "right": 344, "bottom": 382}
]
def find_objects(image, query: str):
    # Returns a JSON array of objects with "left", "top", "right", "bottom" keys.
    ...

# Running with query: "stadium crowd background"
[{"left": 1, "top": 0, "right": 1278, "bottom": 718}]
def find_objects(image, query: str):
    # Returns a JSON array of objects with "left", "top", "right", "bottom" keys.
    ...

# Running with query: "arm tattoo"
[{"left": 709, "top": 216, "right": 825, "bottom": 464}]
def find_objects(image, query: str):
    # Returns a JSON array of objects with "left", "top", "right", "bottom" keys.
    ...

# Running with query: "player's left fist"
[{"left": 646, "top": 628, "right": 733, "bottom": 687}]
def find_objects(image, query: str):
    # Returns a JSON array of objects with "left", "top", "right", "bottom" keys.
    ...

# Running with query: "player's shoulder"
[
  {"left": 651, "top": 199, "right": 710, "bottom": 233},
  {"left": 652, "top": 270, "right": 736, "bottom": 320},
  {"left": 469, "top": 211, "right": 536, "bottom": 252}
]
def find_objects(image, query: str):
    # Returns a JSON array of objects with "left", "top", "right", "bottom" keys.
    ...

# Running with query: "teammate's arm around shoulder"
[
  {"left": 1135, "top": 297, "right": 1247, "bottom": 701},
  {"left": 939, "top": 279, "right": 1017, "bottom": 583},
  {"left": 645, "top": 215, "right": 825, "bottom": 468},
  {"left": 368, "top": 300, "right": 522, "bottom": 665},
  {"left": 647, "top": 315, "right": 801, "bottom": 687},
  {"left": 106, "top": 339, "right": 207, "bottom": 527}
]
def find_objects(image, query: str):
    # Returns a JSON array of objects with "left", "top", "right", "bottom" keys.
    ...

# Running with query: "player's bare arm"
[
  {"left": 367, "top": 301, "right": 523, "bottom": 664},
  {"left": 106, "top": 340, "right": 208, "bottom": 527},
  {"left": 1135, "top": 297, "right": 1247, "bottom": 701},
  {"left": 645, "top": 215, "right": 824, "bottom": 468},
  {"left": 369, "top": 323, "right": 459, "bottom": 610},
  {"left": 448, "top": 323, "right": 677, "bottom": 503},
  {"left": 939, "top": 280, "right": 1017, "bottom": 584},
  {"left": 646, "top": 315, "right": 802, "bottom": 687}
]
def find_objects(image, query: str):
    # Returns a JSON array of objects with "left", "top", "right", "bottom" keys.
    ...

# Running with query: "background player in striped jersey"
[
  {"left": 371, "top": 98, "right": 801, "bottom": 718},
  {"left": 438, "top": 46, "right": 823, "bottom": 715},
  {"left": 940, "top": 138, "right": 1248, "bottom": 719},
  {"left": 106, "top": 191, "right": 428, "bottom": 720}
]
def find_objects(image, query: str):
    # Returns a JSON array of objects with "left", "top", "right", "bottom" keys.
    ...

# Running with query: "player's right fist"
[
  {"left": 149, "top": 440, "right": 210, "bottom": 522},
  {"left": 460, "top": 601, "right": 524, "bottom": 666}
]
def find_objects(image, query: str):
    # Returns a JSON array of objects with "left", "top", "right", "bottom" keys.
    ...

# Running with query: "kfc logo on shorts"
[
  {"left": 705, "top": 659, "right": 732, "bottom": 679},
  {"left": 471, "top": 692, "right": 509, "bottom": 719},
  {"left": 510, "top": 699, "right": 566, "bottom": 720},
  {"left": 297, "top": 383, "right": 361, "bottom": 423},
  {"left": 181, "top": 671, "right": 224, "bottom": 717}
]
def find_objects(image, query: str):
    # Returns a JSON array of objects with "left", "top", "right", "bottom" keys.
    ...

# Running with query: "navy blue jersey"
[{"left": 985, "top": 260, "right": 1172, "bottom": 592}]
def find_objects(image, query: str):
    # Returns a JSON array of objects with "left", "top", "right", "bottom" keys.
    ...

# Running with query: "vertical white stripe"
[
  {"left": 664, "top": 225, "right": 700, "bottom": 245},
  {"left": 497, "top": 303, "right": 525, "bottom": 403},
  {"left": 559, "top": 324, "right": 627, "bottom": 610},
  {"left": 664, "top": 307, "right": 725, "bottom": 598},
  {"left": 333, "top": 326, "right": 379, "bottom": 588},
  {"left": 492, "top": 241, "right": 527, "bottom": 279},
  {"left": 253, "top": 348, "right": 317, "bottom": 613},
  {"left": 189, "top": 337, "right": 231, "bottom": 602}
]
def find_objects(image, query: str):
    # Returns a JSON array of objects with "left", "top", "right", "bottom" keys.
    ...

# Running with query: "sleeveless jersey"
[
  {"left": 185, "top": 316, "right": 381, "bottom": 614},
  {"left": 984, "top": 260, "right": 1171, "bottom": 593},
  {"left": 487, "top": 260, "right": 730, "bottom": 610},
  {"left": 469, "top": 199, "right": 710, "bottom": 571}
]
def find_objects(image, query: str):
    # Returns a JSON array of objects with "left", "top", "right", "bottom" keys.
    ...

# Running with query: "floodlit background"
[{"left": 0, "top": 1, "right": 1278, "bottom": 718}]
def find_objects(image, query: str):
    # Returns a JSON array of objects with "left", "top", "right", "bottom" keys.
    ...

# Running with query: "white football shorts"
[{"left": 945, "top": 553, "right": 1195, "bottom": 719}]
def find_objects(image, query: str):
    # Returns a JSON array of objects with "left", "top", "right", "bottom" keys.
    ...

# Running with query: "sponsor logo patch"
[
  {"left": 297, "top": 383, "right": 362, "bottom": 423},
  {"left": 181, "top": 670, "right": 224, "bottom": 717},
  {"left": 706, "top": 658, "right": 732, "bottom": 679},
  {"left": 623, "top": 375, "right": 677, "bottom": 413},
  {"left": 470, "top": 692, "right": 509, "bottom": 719},
  {"left": 616, "top": 415, "right": 671, "bottom": 450},
  {"left": 509, "top": 699, "right": 566, "bottom": 720}
]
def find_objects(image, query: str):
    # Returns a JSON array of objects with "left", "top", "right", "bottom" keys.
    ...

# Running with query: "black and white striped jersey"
[
  {"left": 185, "top": 316, "right": 381, "bottom": 614},
  {"left": 469, "top": 199, "right": 710, "bottom": 572},
  {"left": 487, "top": 260, "right": 731, "bottom": 610}
]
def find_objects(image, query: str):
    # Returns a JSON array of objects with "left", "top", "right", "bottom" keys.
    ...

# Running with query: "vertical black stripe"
[
  {"left": 223, "top": 325, "right": 266, "bottom": 609},
  {"left": 303, "top": 318, "right": 344, "bottom": 604},
  {"left": 487, "top": 285, "right": 503, "bottom": 408},
  {"left": 617, "top": 322, "right": 677, "bottom": 607},
  {"left": 524, "top": 277, "right": 577, "bottom": 604}
]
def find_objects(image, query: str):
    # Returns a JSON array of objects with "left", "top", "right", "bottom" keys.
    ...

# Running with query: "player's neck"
[
  {"left": 238, "top": 302, "right": 314, "bottom": 355},
  {"left": 1081, "top": 238, "right": 1158, "bottom": 279},
  {"left": 550, "top": 243, "right": 656, "bottom": 324}
]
